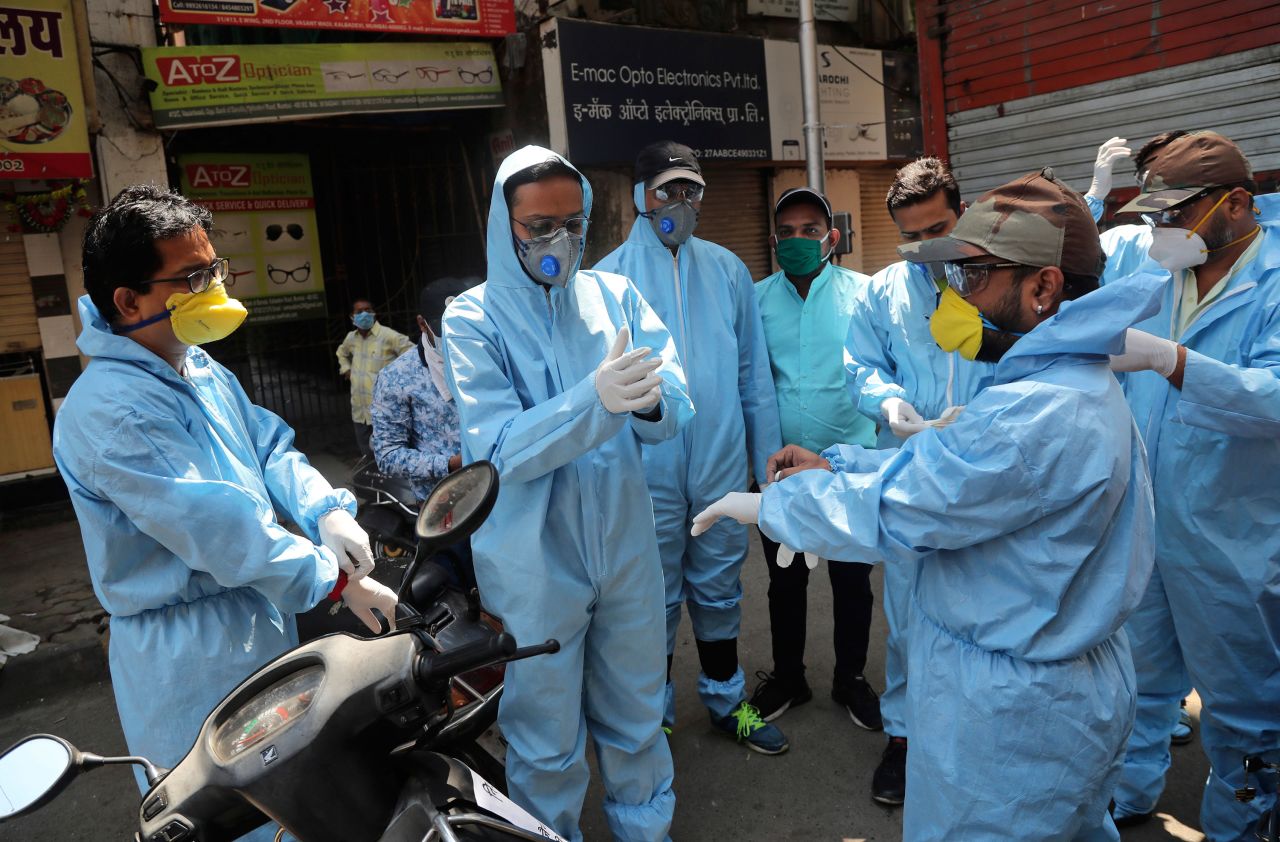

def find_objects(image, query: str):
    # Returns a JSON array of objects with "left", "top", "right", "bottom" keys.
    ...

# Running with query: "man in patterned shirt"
[
  {"left": 371, "top": 281, "right": 469, "bottom": 501},
  {"left": 337, "top": 298, "right": 413, "bottom": 458}
]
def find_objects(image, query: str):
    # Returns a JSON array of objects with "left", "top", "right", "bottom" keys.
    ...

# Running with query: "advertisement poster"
[
  {"left": 747, "top": 0, "right": 856, "bottom": 23},
  {"left": 0, "top": 0, "right": 92, "bottom": 179},
  {"left": 543, "top": 18, "right": 771, "bottom": 166},
  {"left": 180, "top": 154, "right": 326, "bottom": 324},
  {"left": 144, "top": 41, "right": 501, "bottom": 130},
  {"left": 765, "top": 40, "right": 921, "bottom": 161},
  {"left": 158, "top": 0, "right": 515, "bottom": 39}
]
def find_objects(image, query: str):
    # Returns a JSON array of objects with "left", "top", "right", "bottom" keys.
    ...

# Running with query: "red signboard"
[{"left": 157, "top": 0, "right": 516, "bottom": 38}]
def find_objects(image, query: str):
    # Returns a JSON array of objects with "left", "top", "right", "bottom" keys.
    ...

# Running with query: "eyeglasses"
[
  {"left": 943, "top": 261, "right": 1023, "bottom": 298},
  {"left": 324, "top": 70, "right": 365, "bottom": 81},
  {"left": 209, "top": 228, "right": 248, "bottom": 241},
  {"left": 226, "top": 268, "right": 255, "bottom": 289},
  {"left": 138, "top": 258, "right": 230, "bottom": 294},
  {"left": 267, "top": 261, "right": 311, "bottom": 285},
  {"left": 457, "top": 67, "right": 493, "bottom": 84},
  {"left": 511, "top": 216, "right": 589, "bottom": 240},
  {"left": 416, "top": 66, "right": 452, "bottom": 82},
  {"left": 654, "top": 183, "right": 704, "bottom": 203},
  {"left": 266, "top": 223, "right": 304, "bottom": 241},
  {"left": 1140, "top": 188, "right": 1223, "bottom": 228},
  {"left": 372, "top": 68, "right": 410, "bottom": 84}
]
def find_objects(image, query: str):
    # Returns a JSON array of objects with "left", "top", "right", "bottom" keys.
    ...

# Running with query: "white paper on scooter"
[{"left": 467, "top": 767, "right": 567, "bottom": 840}]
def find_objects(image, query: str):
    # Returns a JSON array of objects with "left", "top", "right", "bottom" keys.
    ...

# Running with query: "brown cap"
[
  {"left": 1118, "top": 131, "right": 1253, "bottom": 213},
  {"left": 898, "top": 166, "right": 1103, "bottom": 278}
]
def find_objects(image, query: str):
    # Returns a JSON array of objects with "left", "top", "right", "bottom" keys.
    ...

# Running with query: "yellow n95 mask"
[
  {"left": 930, "top": 287, "right": 986, "bottom": 360},
  {"left": 117, "top": 281, "right": 247, "bottom": 346}
]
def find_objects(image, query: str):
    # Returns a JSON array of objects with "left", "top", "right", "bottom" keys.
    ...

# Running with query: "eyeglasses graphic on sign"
[
  {"left": 266, "top": 224, "right": 304, "bottom": 242},
  {"left": 457, "top": 66, "right": 493, "bottom": 85},
  {"left": 267, "top": 262, "right": 311, "bottom": 285},
  {"left": 210, "top": 228, "right": 249, "bottom": 243},
  {"left": 416, "top": 66, "right": 452, "bottom": 82},
  {"left": 225, "top": 268, "right": 255, "bottom": 289},
  {"left": 372, "top": 68, "right": 410, "bottom": 84},
  {"left": 324, "top": 70, "right": 365, "bottom": 81}
]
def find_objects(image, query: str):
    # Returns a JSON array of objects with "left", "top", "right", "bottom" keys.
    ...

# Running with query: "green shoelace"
[{"left": 732, "top": 703, "right": 768, "bottom": 739}]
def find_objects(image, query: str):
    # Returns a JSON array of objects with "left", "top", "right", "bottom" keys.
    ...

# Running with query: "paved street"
[{"left": 0, "top": 456, "right": 1211, "bottom": 841}]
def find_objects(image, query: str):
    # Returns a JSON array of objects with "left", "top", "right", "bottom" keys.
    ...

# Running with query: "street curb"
[{"left": 0, "top": 637, "right": 110, "bottom": 709}]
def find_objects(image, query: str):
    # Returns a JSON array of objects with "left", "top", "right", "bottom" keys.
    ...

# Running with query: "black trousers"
[{"left": 758, "top": 527, "right": 874, "bottom": 683}]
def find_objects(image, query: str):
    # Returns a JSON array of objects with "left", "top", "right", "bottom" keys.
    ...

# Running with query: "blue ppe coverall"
[
  {"left": 440, "top": 146, "right": 694, "bottom": 842},
  {"left": 593, "top": 184, "right": 781, "bottom": 721},
  {"left": 52, "top": 299, "right": 345, "bottom": 807},
  {"left": 1111, "top": 193, "right": 1280, "bottom": 840},
  {"left": 842, "top": 258, "right": 996, "bottom": 739},
  {"left": 763, "top": 272, "right": 1168, "bottom": 840}
]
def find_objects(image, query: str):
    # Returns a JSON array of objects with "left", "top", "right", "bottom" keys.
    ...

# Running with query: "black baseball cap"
[
  {"left": 635, "top": 140, "right": 705, "bottom": 189},
  {"left": 775, "top": 187, "right": 832, "bottom": 224}
]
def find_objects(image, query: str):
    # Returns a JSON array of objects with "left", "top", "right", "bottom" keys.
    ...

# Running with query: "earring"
[{"left": 1035, "top": 304, "right": 1044, "bottom": 315}]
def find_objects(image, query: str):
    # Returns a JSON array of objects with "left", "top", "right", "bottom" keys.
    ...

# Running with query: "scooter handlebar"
[{"left": 415, "top": 632, "right": 518, "bottom": 687}]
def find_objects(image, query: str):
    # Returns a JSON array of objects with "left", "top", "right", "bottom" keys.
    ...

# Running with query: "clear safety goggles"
[
  {"left": 653, "top": 183, "right": 704, "bottom": 203},
  {"left": 944, "top": 260, "right": 1023, "bottom": 298},
  {"left": 510, "top": 215, "right": 590, "bottom": 240}
]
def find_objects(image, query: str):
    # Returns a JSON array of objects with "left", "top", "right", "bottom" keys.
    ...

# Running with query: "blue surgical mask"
[
  {"left": 352, "top": 311, "right": 375, "bottom": 330},
  {"left": 515, "top": 227, "right": 582, "bottom": 288},
  {"left": 644, "top": 200, "right": 699, "bottom": 247}
]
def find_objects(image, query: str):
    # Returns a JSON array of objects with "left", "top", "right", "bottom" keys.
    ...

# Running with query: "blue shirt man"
[
  {"left": 747, "top": 187, "right": 881, "bottom": 735},
  {"left": 440, "top": 146, "right": 693, "bottom": 842},
  {"left": 594, "top": 140, "right": 784, "bottom": 754}
]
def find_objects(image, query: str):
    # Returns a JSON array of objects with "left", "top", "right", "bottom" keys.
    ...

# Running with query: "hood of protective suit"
[
  {"left": 487, "top": 145, "right": 592, "bottom": 288},
  {"left": 993, "top": 269, "right": 1167, "bottom": 386},
  {"left": 75, "top": 294, "right": 194, "bottom": 384}
]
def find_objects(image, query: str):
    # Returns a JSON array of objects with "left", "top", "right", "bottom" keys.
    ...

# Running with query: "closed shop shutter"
[
  {"left": 697, "top": 166, "right": 771, "bottom": 280},
  {"left": 0, "top": 206, "right": 38, "bottom": 353},
  {"left": 858, "top": 165, "right": 902, "bottom": 276}
]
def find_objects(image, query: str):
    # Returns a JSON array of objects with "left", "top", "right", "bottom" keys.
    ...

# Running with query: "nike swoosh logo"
[{"left": 668, "top": 157, "right": 682, "bottom": 162}]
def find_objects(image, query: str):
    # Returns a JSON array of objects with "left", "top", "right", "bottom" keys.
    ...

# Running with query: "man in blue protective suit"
[
  {"left": 694, "top": 167, "right": 1160, "bottom": 841},
  {"left": 1103, "top": 130, "right": 1280, "bottom": 839},
  {"left": 594, "top": 140, "right": 785, "bottom": 754},
  {"left": 842, "top": 157, "right": 995, "bottom": 805},
  {"left": 53, "top": 186, "right": 399, "bottom": 840},
  {"left": 440, "top": 146, "right": 694, "bottom": 842}
]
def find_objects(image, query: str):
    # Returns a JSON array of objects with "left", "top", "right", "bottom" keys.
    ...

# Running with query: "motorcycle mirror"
[
  {"left": 415, "top": 461, "right": 499, "bottom": 547},
  {"left": 0, "top": 734, "right": 77, "bottom": 820}
]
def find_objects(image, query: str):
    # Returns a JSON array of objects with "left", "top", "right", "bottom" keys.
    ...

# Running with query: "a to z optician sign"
[
  {"left": 181, "top": 153, "right": 326, "bottom": 324},
  {"left": 158, "top": 0, "right": 515, "bottom": 39},
  {"left": 542, "top": 18, "right": 772, "bottom": 166},
  {"left": 0, "top": 0, "right": 92, "bottom": 179},
  {"left": 143, "top": 41, "right": 500, "bottom": 129}
]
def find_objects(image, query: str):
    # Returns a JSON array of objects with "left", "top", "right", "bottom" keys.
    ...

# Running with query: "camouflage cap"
[
  {"left": 1118, "top": 131, "right": 1252, "bottom": 214},
  {"left": 898, "top": 167, "right": 1103, "bottom": 277}
]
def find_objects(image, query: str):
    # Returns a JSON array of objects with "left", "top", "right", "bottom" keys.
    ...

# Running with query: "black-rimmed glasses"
[
  {"left": 138, "top": 258, "right": 229, "bottom": 294},
  {"left": 458, "top": 67, "right": 493, "bottom": 84},
  {"left": 267, "top": 262, "right": 311, "bottom": 285}
]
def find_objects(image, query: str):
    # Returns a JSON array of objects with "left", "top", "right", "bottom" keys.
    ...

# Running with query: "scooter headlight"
[{"left": 211, "top": 667, "right": 324, "bottom": 761}]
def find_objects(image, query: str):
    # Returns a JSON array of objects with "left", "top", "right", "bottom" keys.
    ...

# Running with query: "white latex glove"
[
  {"left": 594, "top": 327, "right": 663, "bottom": 414},
  {"left": 691, "top": 492, "right": 761, "bottom": 537},
  {"left": 318, "top": 509, "right": 375, "bottom": 580},
  {"left": 1085, "top": 137, "right": 1131, "bottom": 201},
  {"left": 930, "top": 405, "right": 966, "bottom": 428},
  {"left": 342, "top": 575, "right": 398, "bottom": 634},
  {"left": 881, "top": 397, "right": 929, "bottom": 439},
  {"left": 761, "top": 477, "right": 816, "bottom": 569},
  {"left": 1109, "top": 329, "right": 1179, "bottom": 377}
]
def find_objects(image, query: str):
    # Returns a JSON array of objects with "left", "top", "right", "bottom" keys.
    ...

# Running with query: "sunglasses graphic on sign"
[
  {"left": 266, "top": 224, "right": 304, "bottom": 242},
  {"left": 267, "top": 262, "right": 311, "bottom": 285}
]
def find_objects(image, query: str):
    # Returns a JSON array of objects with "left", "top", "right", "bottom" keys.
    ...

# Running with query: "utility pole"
[{"left": 798, "top": 0, "right": 825, "bottom": 193}]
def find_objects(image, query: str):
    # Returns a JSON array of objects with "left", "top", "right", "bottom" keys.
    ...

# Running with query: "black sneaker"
[
  {"left": 871, "top": 736, "right": 907, "bottom": 806},
  {"left": 832, "top": 674, "right": 883, "bottom": 732},
  {"left": 748, "top": 671, "right": 812, "bottom": 722}
]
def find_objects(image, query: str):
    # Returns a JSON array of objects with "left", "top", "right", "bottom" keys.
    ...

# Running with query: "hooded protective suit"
[
  {"left": 441, "top": 146, "right": 693, "bottom": 842},
  {"left": 53, "top": 297, "right": 345, "bottom": 794},
  {"left": 763, "top": 272, "right": 1165, "bottom": 840},
  {"left": 842, "top": 259, "right": 995, "bottom": 738},
  {"left": 593, "top": 184, "right": 780, "bottom": 719},
  {"left": 1110, "top": 192, "right": 1280, "bottom": 840}
]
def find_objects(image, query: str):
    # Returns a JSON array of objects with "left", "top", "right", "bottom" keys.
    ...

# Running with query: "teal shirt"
[{"left": 756, "top": 262, "right": 877, "bottom": 453}]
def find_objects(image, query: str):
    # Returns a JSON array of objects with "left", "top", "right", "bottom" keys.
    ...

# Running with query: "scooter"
[
  {"left": 351, "top": 455, "right": 420, "bottom": 564},
  {"left": 1235, "top": 754, "right": 1279, "bottom": 842},
  {"left": 0, "top": 461, "right": 564, "bottom": 842}
]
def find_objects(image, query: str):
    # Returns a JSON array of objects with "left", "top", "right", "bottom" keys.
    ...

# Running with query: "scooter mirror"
[
  {"left": 0, "top": 735, "right": 76, "bottom": 819},
  {"left": 415, "top": 460, "right": 499, "bottom": 546}
]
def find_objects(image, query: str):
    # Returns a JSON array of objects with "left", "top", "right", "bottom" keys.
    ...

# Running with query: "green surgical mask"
[{"left": 776, "top": 233, "right": 832, "bottom": 276}]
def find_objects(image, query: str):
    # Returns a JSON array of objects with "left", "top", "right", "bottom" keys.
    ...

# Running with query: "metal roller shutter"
[
  {"left": 0, "top": 206, "right": 38, "bottom": 353},
  {"left": 697, "top": 166, "right": 772, "bottom": 280},
  {"left": 858, "top": 165, "right": 903, "bottom": 276}
]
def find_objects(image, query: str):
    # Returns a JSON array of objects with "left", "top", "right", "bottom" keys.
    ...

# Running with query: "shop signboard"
[
  {"left": 144, "top": 41, "right": 501, "bottom": 130},
  {"left": 0, "top": 0, "right": 92, "bottom": 179},
  {"left": 542, "top": 18, "right": 771, "bottom": 166},
  {"left": 764, "top": 40, "right": 922, "bottom": 161},
  {"left": 180, "top": 153, "right": 326, "bottom": 324},
  {"left": 746, "top": 0, "right": 856, "bottom": 23},
  {"left": 158, "top": 0, "right": 515, "bottom": 39}
]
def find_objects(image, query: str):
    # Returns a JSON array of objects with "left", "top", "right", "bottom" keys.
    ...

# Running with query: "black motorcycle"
[
  {"left": 351, "top": 455, "right": 420, "bottom": 564},
  {"left": 0, "top": 461, "right": 563, "bottom": 842}
]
